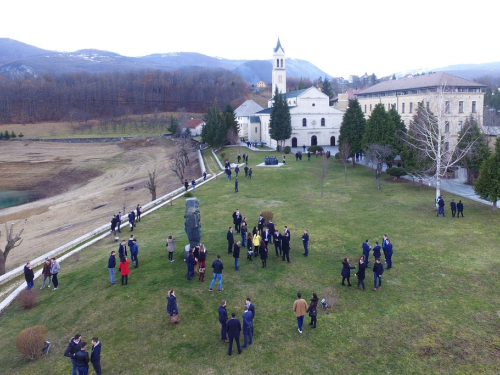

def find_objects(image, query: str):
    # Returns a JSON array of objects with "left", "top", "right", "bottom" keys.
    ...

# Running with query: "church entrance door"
[
  {"left": 311, "top": 135, "right": 317, "bottom": 146},
  {"left": 292, "top": 137, "right": 297, "bottom": 147},
  {"left": 330, "top": 136, "right": 336, "bottom": 146}
]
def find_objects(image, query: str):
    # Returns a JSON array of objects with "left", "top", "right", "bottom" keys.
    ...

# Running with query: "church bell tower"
[{"left": 272, "top": 38, "right": 286, "bottom": 95}]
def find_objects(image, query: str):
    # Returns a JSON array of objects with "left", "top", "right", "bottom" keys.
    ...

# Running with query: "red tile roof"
[{"left": 183, "top": 119, "right": 204, "bottom": 128}]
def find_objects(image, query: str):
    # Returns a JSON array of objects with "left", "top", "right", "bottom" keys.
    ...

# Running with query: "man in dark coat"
[
  {"left": 258, "top": 215, "right": 265, "bottom": 232},
  {"left": 385, "top": 240, "right": 393, "bottom": 269},
  {"left": 437, "top": 196, "right": 445, "bottom": 217},
  {"left": 244, "top": 165, "right": 249, "bottom": 177},
  {"left": 232, "top": 210, "right": 242, "bottom": 233},
  {"left": 24, "top": 262, "right": 34, "bottom": 290},
  {"left": 218, "top": 300, "right": 229, "bottom": 342},
  {"left": 246, "top": 297, "right": 255, "bottom": 335},
  {"left": 273, "top": 230, "right": 282, "bottom": 257},
  {"left": 118, "top": 240, "right": 127, "bottom": 262},
  {"left": 108, "top": 251, "right": 117, "bottom": 284},
  {"left": 226, "top": 312, "right": 242, "bottom": 355},
  {"left": 64, "top": 334, "right": 82, "bottom": 375},
  {"left": 267, "top": 220, "right": 275, "bottom": 243},
  {"left": 362, "top": 240, "right": 371, "bottom": 264},
  {"left": 282, "top": 232, "right": 291, "bottom": 263},
  {"left": 227, "top": 227, "right": 234, "bottom": 254},
  {"left": 233, "top": 241, "right": 241, "bottom": 270},
  {"left": 91, "top": 337, "right": 102, "bottom": 375},
  {"left": 234, "top": 178, "right": 238, "bottom": 193},
  {"left": 263, "top": 228, "right": 271, "bottom": 249},
  {"left": 302, "top": 230, "right": 309, "bottom": 257},
  {"left": 131, "top": 239, "right": 139, "bottom": 268},
  {"left": 457, "top": 200, "right": 464, "bottom": 217},
  {"left": 128, "top": 211, "right": 135, "bottom": 231},
  {"left": 75, "top": 341, "right": 90, "bottom": 375},
  {"left": 235, "top": 165, "right": 240, "bottom": 178},
  {"left": 242, "top": 305, "right": 253, "bottom": 348},
  {"left": 450, "top": 199, "right": 457, "bottom": 217}
]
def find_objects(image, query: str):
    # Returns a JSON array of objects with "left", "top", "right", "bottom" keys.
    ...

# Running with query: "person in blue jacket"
[
  {"left": 373, "top": 258, "right": 384, "bottom": 290},
  {"left": 355, "top": 255, "right": 367, "bottom": 291},
  {"left": 166, "top": 289, "right": 178, "bottom": 317},
  {"left": 385, "top": 239, "right": 393, "bottom": 269},
  {"left": 372, "top": 242, "right": 381, "bottom": 260},
  {"left": 362, "top": 240, "right": 371, "bottom": 264}
]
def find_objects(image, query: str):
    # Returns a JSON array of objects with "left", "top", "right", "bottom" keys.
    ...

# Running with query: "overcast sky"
[{"left": 1, "top": 0, "right": 498, "bottom": 78}]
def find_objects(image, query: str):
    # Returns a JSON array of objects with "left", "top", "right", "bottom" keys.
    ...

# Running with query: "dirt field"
[{"left": 0, "top": 138, "right": 200, "bottom": 272}]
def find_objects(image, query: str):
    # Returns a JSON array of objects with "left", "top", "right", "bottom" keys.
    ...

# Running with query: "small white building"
[
  {"left": 182, "top": 118, "right": 204, "bottom": 136},
  {"left": 235, "top": 100, "right": 263, "bottom": 140}
]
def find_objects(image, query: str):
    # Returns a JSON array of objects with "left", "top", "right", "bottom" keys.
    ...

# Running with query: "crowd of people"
[{"left": 64, "top": 334, "right": 101, "bottom": 375}]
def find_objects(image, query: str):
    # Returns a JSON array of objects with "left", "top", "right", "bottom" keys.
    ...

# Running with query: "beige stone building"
[{"left": 356, "top": 72, "right": 486, "bottom": 148}]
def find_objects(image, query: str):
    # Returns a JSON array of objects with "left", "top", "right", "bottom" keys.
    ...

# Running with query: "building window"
[
  {"left": 402, "top": 103, "right": 405, "bottom": 113},
  {"left": 459, "top": 101, "right": 464, "bottom": 113},
  {"left": 410, "top": 102, "right": 413, "bottom": 113},
  {"left": 302, "top": 118, "right": 307, "bottom": 127},
  {"left": 276, "top": 59, "right": 279, "bottom": 68},
  {"left": 364, "top": 105, "right": 367, "bottom": 113},
  {"left": 445, "top": 142, "right": 449, "bottom": 152},
  {"left": 445, "top": 121, "right": 450, "bottom": 133},
  {"left": 387, "top": 103, "right": 390, "bottom": 111},
  {"left": 312, "top": 103, "right": 315, "bottom": 107},
  {"left": 280, "top": 59, "right": 283, "bottom": 68},
  {"left": 458, "top": 121, "right": 463, "bottom": 132},
  {"left": 445, "top": 101, "right": 450, "bottom": 113},
  {"left": 472, "top": 101, "right": 477, "bottom": 113},
  {"left": 370, "top": 104, "right": 372, "bottom": 112},
  {"left": 426, "top": 102, "right": 430, "bottom": 110},
  {"left": 321, "top": 118, "right": 325, "bottom": 127}
]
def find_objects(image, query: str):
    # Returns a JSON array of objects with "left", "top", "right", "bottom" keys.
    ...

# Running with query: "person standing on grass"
[
  {"left": 355, "top": 255, "right": 367, "bottom": 291},
  {"left": 372, "top": 242, "right": 381, "bottom": 261},
  {"left": 248, "top": 168, "right": 252, "bottom": 179},
  {"left": 273, "top": 229, "right": 282, "bottom": 257},
  {"left": 128, "top": 235, "right": 135, "bottom": 261},
  {"left": 235, "top": 165, "right": 240, "bottom": 178},
  {"left": 209, "top": 254, "right": 224, "bottom": 292},
  {"left": 117, "top": 211, "right": 122, "bottom": 233},
  {"left": 184, "top": 179, "right": 189, "bottom": 191},
  {"left": 136, "top": 204, "right": 141, "bottom": 222},
  {"left": 226, "top": 312, "right": 242, "bottom": 355},
  {"left": 198, "top": 245, "right": 207, "bottom": 281},
  {"left": 219, "top": 300, "right": 229, "bottom": 342},
  {"left": 64, "top": 334, "right": 82, "bottom": 375},
  {"left": 75, "top": 341, "right": 89, "bottom": 375},
  {"left": 118, "top": 240, "right": 127, "bottom": 262},
  {"left": 385, "top": 239, "right": 393, "bottom": 269},
  {"left": 237, "top": 154, "right": 241, "bottom": 163},
  {"left": 40, "top": 258, "right": 52, "bottom": 289},
  {"left": 293, "top": 292, "right": 308, "bottom": 334},
  {"left": 50, "top": 257, "right": 60, "bottom": 290},
  {"left": 110, "top": 215, "right": 118, "bottom": 240},
  {"left": 252, "top": 230, "right": 261, "bottom": 258},
  {"left": 120, "top": 257, "right": 130, "bottom": 285},
  {"left": 186, "top": 248, "right": 196, "bottom": 280},
  {"left": 232, "top": 209, "right": 242, "bottom": 233},
  {"left": 131, "top": 239, "right": 139, "bottom": 268},
  {"left": 306, "top": 293, "right": 318, "bottom": 328},
  {"left": 167, "top": 235, "right": 176, "bottom": 262},
  {"left": 259, "top": 240, "right": 268, "bottom": 268},
  {"left": 128, "top": 211, "right": 135, "bottom": 231},
  {"left": 341, "top": 258, "right": 356, "bottom": 286},
  {"left": 90, "top": 337, "right": 102, "bottom": 375},
  {"left": 233, "top": 241, "right": 241, "bottom": 270},
  {"left": 263, "top": 227, "right": 271, "bottom": 250},
  {"left": 282, "top": 232, "right": 291, "bottom": 263},
  {"left": 450, "top": 199, "right": 457, "bottom": 217},
  {"left": 282, "top": 155, "right": 286, "bottom": 164},
  {"left": 242, "top": 305, "right": 253, "bottom": 348},
  {"left": 302, "top": 230, "right": 309, "bottom": 257},
  {"left": 246, "top": 232, "right": 254, "bottom": 260},
  {"left": 382, "top": 234, "right": 389, "bottom": 263},
  {"left": 373, "top": 258, "right": 384, "bottom": 290},
  {"left": 244, "top": 165, "right": 249, "bottom": 177},
  {"left": 362, "top": 239, "right": 371, "bottom": 264},
  {"left": 24, "top": 262, "right": 34, "bottom": 290},
  {"left": 457, "top": 200, "right": 464, "bottom": 217},
  {"left": 234, "top": 178, "right": 239, "bottom": 193},
  {"left": 227, "top": 226, "right": 234, "bottom": 254},
  {"left": 108, "top": 251, "right": 117, "bottom": 285},
  {"left": 258, "top": 215, "right": 265, "bottom": 233},
  {"left": 241, "top": 222, "right": 247, "bottom": 247},
  {"left": 437, "top": 196, "right": 445, "bottom": 217},
  {"left": 166, "top": 289, "right": 178, "bottom": 317}
]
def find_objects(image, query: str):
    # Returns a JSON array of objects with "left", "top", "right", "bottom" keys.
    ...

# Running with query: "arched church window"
[
  {"left": 321, "top": 118, "right": 325, "bottom": 126},
  {"left": 276, "top": 59, "right": 279, "bottom": 68},
  {"left": 302, "top": 118, "right": 307, "bottom": 127}
]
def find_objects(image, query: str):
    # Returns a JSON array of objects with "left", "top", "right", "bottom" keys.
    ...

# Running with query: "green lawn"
[{"left": 1, "top": 150, "right": 499, "bottom": 374}]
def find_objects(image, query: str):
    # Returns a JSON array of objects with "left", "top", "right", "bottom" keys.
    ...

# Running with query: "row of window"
[
  {"left": 363, "top": 101, "right": 477, "bottom": 114},
  {"left": 302, "top": 118, "right": 326, "bottom": 127},
  {"left": 359, "top": 87, "right": 483, "bottom": 99}
]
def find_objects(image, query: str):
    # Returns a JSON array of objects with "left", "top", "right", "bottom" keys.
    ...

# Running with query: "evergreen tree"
[
  {"left": 321, "top": 78, "right": 334, "bottom": 99},
  {"left": 362, "top": 103, "right": 396, "bottom": 151},
  {"left": 223, "top": 103, "right": 239, "bottom": 144},
  {"left": 201, "top": 100, "right": 226, "bottom": 147},
  {"left": 269, "top": 87, "right": 292, "bottom": 149},
  {"left": 10, "top": 131, "right": 16, "bottom": 139},
  {"left": 167, "top": 115, "right": 179, "bottom": 135},
  {"left": 4, "top": 130, "right": 10, "bottom": 140},
  {"left": 339, "top": 99, "right": 366, "bottom": 156},
  {"left": 387, "top": 105, "right": 406, "bottom": 152},
  {"left": 457, "top": 115, "right": 490, "bottom": 172},
  {"left": 0, "top": 132, "right": 3, "bottom": 140},
  {"left": 474, "top": 138, "right": 500, "bottom": 209}
]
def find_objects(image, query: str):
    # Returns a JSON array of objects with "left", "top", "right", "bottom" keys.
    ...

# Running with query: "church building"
[{"left": 253, "top": 39, "right": 344, "bottom": 148}]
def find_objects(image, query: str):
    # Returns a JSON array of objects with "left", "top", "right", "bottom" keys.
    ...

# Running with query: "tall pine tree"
[
  {"left": 457, "top": 114, "right": 490, "bottom": 183},
  {"left": 201, "top": 100, "right": 226, "bottom": 147},
  {"left": 339, "top": 99, "right": 366, "bottom": 156},
  {"left": 474, "top": 138, "right": 500, "bottom": 209},
  {"left": 362, "top": 103, "right": 396, "bottom": 151},
  {"left": 388, "top": 105, "right": 406, "bottom": 153},
  {"left": 269, "top": 86, "right": 292, "bottom": 150}
]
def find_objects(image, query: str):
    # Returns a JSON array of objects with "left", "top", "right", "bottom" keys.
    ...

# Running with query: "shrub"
[
  {"left": 220, "top": 152, "right": 226, "bottom": 159},
  {"left": 321, "top": 287, "right": 338, "bottom": 309},
  {"left": 15, "top": 325, "right": 48, "bottom": 360},
  {"left": 386, "top": 167, "right": 407, "bottom": 179},
  {"left": 284, "top": 146, "right": 291, "bottom": 154},
  {"left": 307, "top": 145, "right": 324, "bottom": 153},
  {"left": 16, "top": 290, "right": 37, "bottom": 310},
  {"left": 334, "top": 152, "right": 341, "bottom": 160},
  {"left": 18, "top": 133, "right": 24, "bottom": 138},
  {"left": 260, "top": 210, "right": 274, "bottom": 225}
]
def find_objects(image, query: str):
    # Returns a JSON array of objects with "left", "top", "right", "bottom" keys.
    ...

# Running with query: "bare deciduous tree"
[
  {"left": 145, "top": 169, "right": 158, "bottom": 201},
  {"left": 0, "top": 223, "right": 24, "bottom": 276},
  {"left": 365, "top": 144, "right": 395, "bottom": 189}
]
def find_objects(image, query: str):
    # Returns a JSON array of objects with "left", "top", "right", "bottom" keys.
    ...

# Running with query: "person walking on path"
[
  {"left": 233, "top": 241, "right": 241, "bottom": 270},
  {"left": 242, "top": 305, "right": 253, "bottom": 348},
  {"left": 90, "top": 337, "right": 102, "bottom": 375},
  {"left": 191, "top": 178, "right": 196, "bottom": 193},
  {"left": 108, "top": 251, "right": 117, "bottom": 284},
  {"left": 302, "top": 230, "right": 309, "bottom": 257},
  {"left": 50, "top": 257, "right": 60, "bottom": 290},
  {"left": 355, "top": 256, "right": 367, "bottom": 291},
  {"left": 166, "top": 289, "right": 178, "bottom": 317},
  {"left": 457, "top": 200, "right": 464, "bottom": 217},
  {"left": 203, "top": 171, "right": 207, "bottom": 181},
  {"left": 226, "top": 312, "right": 242, "bottom": 355},
  {"left": 293, "top": 293, "right": 308, "bottom": 333},
  {"left": 197, "top": 244, "right": 207, "bottom": 281},
  {"left": 24, "top": 262, "right": 34, "bottom": 290},
  {"left": 167, "top": 236, "right": 176, "bottom": 262},
  {"left": 136, "top": 204, "right": 141, "bottom": 222},
  {"left": 306, "top": 293, "right": 318, "bottom": 328},
  {"left": 120, "top": 257, "right": 130, "bottom": 285},
  {"left": 64, "top": 334, "right": 82, "bottom": 375},
  {"left": 219, "top": 300, "right": 229, "bottom": 342},
  {"left": 209, "top": 254, "right": 224, "bottom": 292},
  {"left": 450, "top": 199, "right": 457, "bottom": 217},
  {"left": 385, "top": 239, "right": 393, "bottom": 269},
  {"left": 75, "top": 341, "right": 90, "bottom": 375},
  {"left": 184, "top": 179, "right": 189, "bottom": 191},
  {"left": 40, "top": 259, "right": 52, "bottom": 289},
  {"left": 341, "top": 258, "right": 356, "bottom": 286},
  {"left": 373, "top": 258, "right": 384, "bottom": 290},
  {"left": 128, "top": 211, "right": 135, "bottom": 231},
  {"left": 186, "top": 248, "right": 196, "bottom": 280}
]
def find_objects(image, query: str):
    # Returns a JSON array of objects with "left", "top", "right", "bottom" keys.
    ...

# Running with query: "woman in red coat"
[{"left": 120, "top": 257, "right": 130, "bottom": 285}]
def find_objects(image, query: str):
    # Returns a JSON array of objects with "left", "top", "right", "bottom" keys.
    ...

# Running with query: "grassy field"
[{"left": 1, "top": 149, "right": 499, "bottom": 374}]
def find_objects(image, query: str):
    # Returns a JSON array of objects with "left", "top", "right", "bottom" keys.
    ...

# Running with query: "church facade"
[{"left": 252, "top": 39, "right": 344, "bottom": 148}]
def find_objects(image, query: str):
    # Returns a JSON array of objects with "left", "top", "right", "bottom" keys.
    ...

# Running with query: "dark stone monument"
[{"left": 184, "top": 198, "right": 202, "bottom": 249}]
